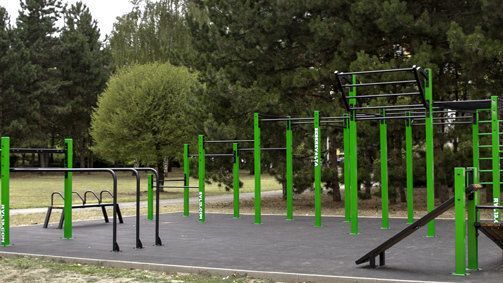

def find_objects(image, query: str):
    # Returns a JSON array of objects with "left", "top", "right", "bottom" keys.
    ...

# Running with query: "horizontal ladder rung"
[{"left": 480, "top": 181, "right": 503, "bottom": 185}]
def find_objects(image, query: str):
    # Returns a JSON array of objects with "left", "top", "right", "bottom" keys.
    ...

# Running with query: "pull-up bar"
[
  {"left": 204, "top": 139, "right": 253, "bottom": 143},
  {"left": 342, "top": 80, "right": 417, "bottom": 88},
  {"left": 347, "top": 92, "right": 420, "bottom": 100},
  {"left": 7, "top": 148, "right": 66, "bottom": 154},
  {"left": 336, "top": 67, "right": 415, "bottom": 76}
]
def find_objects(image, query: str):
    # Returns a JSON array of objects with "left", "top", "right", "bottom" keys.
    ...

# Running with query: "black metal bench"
[{"left": 43, "top": 190, "right": 123, "bottom": 229}]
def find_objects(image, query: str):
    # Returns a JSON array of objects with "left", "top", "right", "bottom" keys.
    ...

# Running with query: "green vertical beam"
[
  {"left": 314, "top": 111, "right": 322, "bottom": 227},
  {"left": 198, "top": 135, "right": 205, "bottom": 223},
  {"left": 183, "top": 144, "right": 190, "bottom": 217},
  {"left": 453, "top": 167, "right": 466, "bottom": 276},
  {"left": 490, "top": 96, "right": 500, "bottom": 222},
  {"left": 343, "top": 116, "right": 351, "bottom": 222},
  {"left": 405, "top": 114, "right": 414, "bottom": 224},
  {"left": 349, "top": 75, "right": 359, "bottom": 235},
  {"left": 424, "top": 68, "right": 436, "bottom": 237},
  {"left": 63, "top": 138, "right": 73, "bottom": 239},
  {"left": 286, "top": 118, "right": 293, "bottom": 221},
  {"left": 147, "top": 174, "right": 153, "bottom": 220},
  {"left": 380, "top": 109, "right": 389, "bottom": 229},
  {"left": 233, "top": 143, "right": 240, "bottom": 219},
  {"left": 254, "top": 113, "right": 261, "bottom": 224},
  {"left": 1, "top": 137, "right": 10, "bottom": 246},
  {"left": 467, "top": 166, "right": 479, "bottom": 271}
]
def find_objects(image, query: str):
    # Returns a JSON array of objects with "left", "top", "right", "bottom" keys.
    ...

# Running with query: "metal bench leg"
[
  {"left": 379, "top": 252, "right": 385, "bottom": 266},
  {"left": 370, "top": 257, "right": 376, "bottom": 268},
  {"left": 101, "top": 206, "right": 109, "bottom": 223},
  {"left": 116, "top": 204, "right": 124, "bottom": 224},
  {"left": 58, "top": 212, "right": 64, "bottom": 229},
  {"left": 43, "top": 207, "right": 53, "bottom": 228}
]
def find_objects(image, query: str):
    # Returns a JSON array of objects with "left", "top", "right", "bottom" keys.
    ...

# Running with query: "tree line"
[{"left": 2, "top": 0, "right": 502, "bottom": 202}]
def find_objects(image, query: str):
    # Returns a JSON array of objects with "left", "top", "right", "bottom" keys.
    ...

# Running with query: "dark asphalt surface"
[{"left": 1, "top": 213, "right": 502, "bottom": 282}]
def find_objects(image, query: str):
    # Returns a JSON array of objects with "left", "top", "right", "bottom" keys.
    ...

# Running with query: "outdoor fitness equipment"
[{"left": 0, "top": 137, "right": 163, "bottom": 251}]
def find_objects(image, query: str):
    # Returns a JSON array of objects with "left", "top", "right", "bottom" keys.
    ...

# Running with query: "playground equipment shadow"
[{"left": 0, "top": 213, "right": 501, "bottom": 283}]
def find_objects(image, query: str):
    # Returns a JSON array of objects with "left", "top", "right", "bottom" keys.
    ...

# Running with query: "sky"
[{"left": 2, "top": 0, "right": 136, "bottom": 39}]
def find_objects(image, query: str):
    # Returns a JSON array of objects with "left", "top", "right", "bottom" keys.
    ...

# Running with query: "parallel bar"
[
  {"left": 342, "top": 80, "right": 417, "bottom": 88},
  {"left": 205, "top": 153, "right": 233, "bottom": 157},
  {"left": 357, "top": 115, "right": 425, "bottom": 121},
  {"left": 314, "top": 111, "right": 322, "bottom": 227}
]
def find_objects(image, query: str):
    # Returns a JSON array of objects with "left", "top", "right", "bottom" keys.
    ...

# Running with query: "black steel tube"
[
  {"left": 10, "top": 167, "right": 120, "bottom": 252},
  {"left": 8, "top": 148, "right": 66, "bottom": 154},
  {"left": 109, "top": 168, "right": 142, "bottom": 249},
  {"left": 160, "top": 186, "right": 199, "bottom": 189},
  {"left": 165, "top": 179, "right": 185, "bottom": 182},
  {"left": 342, "top": 80, "right": 417, "bottom": 88},
  {"left": 239, "top": 147, "right": 286, "bottom": 151},
  {"left": 204, "top": 139, "right": 253, "bottom": 144},
  {"left": 349, "top": 92, "right": 420, "bottom": 100},
  {"left": 357, "top": 115, "right": 426, "bottom": 121},
  {"left": 350, "top": 104, "right": 425, "bottom": 111},
  {"left": 413, "top": 121, "right": 472, "bottom": 126},
  {"left": 206, "top": 153, "right": 233, "bottom": 157},
  {"left": 336, "top": 67, "right": 414, "bottom": 76},
  {"left": 260, "top": 117, "right": 314, "bottom": 122},
  {"left": 132, "top": 167, "right": 162, "bottom": 246}
]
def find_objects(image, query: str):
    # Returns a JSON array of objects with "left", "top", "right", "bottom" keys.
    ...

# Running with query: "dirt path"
[{"left": 10, "top": 190, "right": 283, "bottom": 215}]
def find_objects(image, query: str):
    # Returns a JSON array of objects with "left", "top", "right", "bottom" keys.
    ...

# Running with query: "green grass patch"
[
  {"left": 9, "top": 169, "right": 281, "bottom": 209},
  {"left": 0, "top": 256, "right": 272, "bottom": 282}
]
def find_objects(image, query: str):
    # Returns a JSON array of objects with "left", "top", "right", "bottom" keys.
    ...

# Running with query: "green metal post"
[
  {"left": 380, "top": 109, "right": 389, "bottom": 229},
  {"left": 424, "top": 68, "right": 436, "bottom": 237},
  {"left": 286, "top": 118, "right": 293, "bottom": 221},
  {"left": 453, "top": 167, "right": 466, "bottom": 276},
  {"left": 349, "top": 75, "right": 359, "bottom": 235},
  {"left": 405, "top": 114, "right": 414, "bottom": 224},
  {"left": 183, "top": 144, "right": 190, "bottom": 217},
  {"left": 147, "top": 174, "right": 153, "bottom": 220},
  {"left": 490, "top": 96, "right": 500, "bottom": 222},
  {"left": 467, "top": 166, "right": 479, "bottom": 271},
  {"left": 1, "top": 137, "right": 10, "bottom": 246},
  {"left": 314, "top": 111, "right": 322, "bottom": 227},
  {"left": 343, "top": 116, "right": 351, "bottom": 222},
  {"left": 198, "top": 135, "right": 205, "bottom": 223},
  {"left": 254, "top": 113, "right": 261, "bottom": 224},
  {"left": 63, "top": 138, "right": 73, "bottom": 239},
  {"left": 233, "top": 143, "right": 240, "bottom": 219}
]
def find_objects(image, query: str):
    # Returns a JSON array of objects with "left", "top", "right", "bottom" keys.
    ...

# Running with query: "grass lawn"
[
  {"left": 0, "top": 256, "right": 271, "bottom": 283},
  {"left": 9, "top": 169, "right": 281, "bottom": 209}
]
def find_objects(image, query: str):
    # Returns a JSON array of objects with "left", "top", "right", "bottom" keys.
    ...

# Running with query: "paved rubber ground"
[{"left": 1, "top": 213, "right": 502, "bottom": 282}]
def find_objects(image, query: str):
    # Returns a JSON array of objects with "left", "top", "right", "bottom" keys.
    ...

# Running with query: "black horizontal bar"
[
  {"left": 8, "top": 148, "right": 66, "bottom": 154},
  {"left": 239, "top": 147, "right": 286, "bottom": 151},
  {"left": 348, "top": 92, "right": 420, "bottom": 100},
  {"left": 336, "top": 67, "right": 414, "bottom": 76},
  {"left": 158, "top": 186, "right": 198, "bottom": 189},
  {"left": 357, "top": 115, "right": 425, "bottom": 121},
  {"left": 476, "top": 205, "right": 503, "bottom": 210},
  {"left": 11, "top": 167, "right": 116, "bottom": 173},
  {"left": 260, "top": 117, "right": 314, "bottom": 122},
  {"left": 342, "top": 80, "right": 417, "bottom": 88},
  {"left": 165, "top": 179, "right": 185, "bottom": 182},
  {"left": 204, "top": 139, "right": 253, "bottom": 143},
  {"left": 350, "top": 104, "right": 425, "bottom": 111},
  {"left": 206, "top": 153, "right": 233, "bottom": 157},
  {"left": 413, "top": 121, "right": 472, "bottom": 126}
]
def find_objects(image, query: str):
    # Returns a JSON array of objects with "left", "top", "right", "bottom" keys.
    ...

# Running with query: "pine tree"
[{"left": 59, "top": 1, "right": 111, "bottom": 167}]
